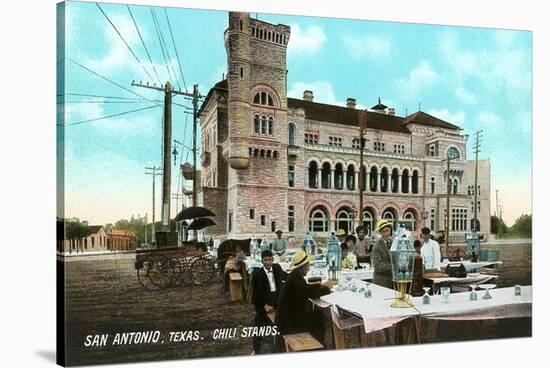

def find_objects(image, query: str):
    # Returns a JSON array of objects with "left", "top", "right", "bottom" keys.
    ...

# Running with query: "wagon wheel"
[
  {"left": 173, "top": 256, "right": 197, "bottom": 285},
  {"left": 143, "top": 255, "right": 177, "bottom": 289},
  {"left": 190, "top": 256, "right": 216, "bottom": 285}
]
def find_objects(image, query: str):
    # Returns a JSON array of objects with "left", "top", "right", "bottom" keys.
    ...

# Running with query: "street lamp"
[
  {"left": 390, "top": 227, "right": 416, "bottom": 308},
  {"left": 326, "top": 234, "right": 342, "bottom": 281}
]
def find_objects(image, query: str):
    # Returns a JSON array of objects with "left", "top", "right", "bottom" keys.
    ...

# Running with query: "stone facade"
[{"left": 198, "top": 12, "right": 491, "bottom": 243}]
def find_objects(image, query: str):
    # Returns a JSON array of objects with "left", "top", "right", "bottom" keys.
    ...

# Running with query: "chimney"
[
  {"left": 303, "top": 90, "right": 314, "bottom": 102},
  {"left": 346, "top": 98, "right": 356, "bottom": 109},
  {"left": 387, "top": 107, "right": 395, "bottom": 116}
]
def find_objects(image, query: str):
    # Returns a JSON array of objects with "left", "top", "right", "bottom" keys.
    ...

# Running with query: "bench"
[
  {"left": 282, "top": 332, "right": 324, "bottom": 352},
  {"left": 229, "top": 272, "right": 243, "bottom": 301}
]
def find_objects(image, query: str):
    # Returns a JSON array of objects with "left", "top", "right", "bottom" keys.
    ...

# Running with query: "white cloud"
[
  {"left": 439, "top": 31, "right": 530, "bottom": 93},
  {"left": 394, "top": 60, "right": 438, "bottom": 100},
  {"left": 428, "top": 108, "right": 465, "bottom": 125},
  {"left": 288, "top": 80, "right": 342, "bottom": 106},
  {"left": 341, "top": 34, "right": 392, "bottom": 60},
  {"left": 478, "top": 111, "right": 504, "bottom": 126},
  {"left": 287, "top": 24, "right": 327, "bottom": 56},
  {"left": 455, "top": 86, "right": 477, "bottom": 105}
]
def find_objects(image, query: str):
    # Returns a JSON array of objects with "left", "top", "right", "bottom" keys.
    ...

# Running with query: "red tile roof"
[{"left": 403, "top": 111, "right": 461, "bottom": 130}]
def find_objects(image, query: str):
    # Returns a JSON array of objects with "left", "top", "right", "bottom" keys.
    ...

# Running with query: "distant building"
[
  {"left": 197, "top": 12, "right": 491, "bottom": 242},
  {"left": 59, "top": 225, "right": 108, "bottom": 253},
  {"left": 107, "top": 229, "right": 138, "bottom": 251}
]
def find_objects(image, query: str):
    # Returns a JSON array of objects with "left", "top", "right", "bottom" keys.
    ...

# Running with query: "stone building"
[
  {"left": 197, "top": 12, "right": 491, "bottom": 243},
  {"left": 58, "top": 225, "right": 108, "bottom": 253},
  {"left": 107, "top": 229, "right": 138, "bottom": 251}
]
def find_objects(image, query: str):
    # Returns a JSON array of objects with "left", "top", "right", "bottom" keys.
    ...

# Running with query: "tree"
[
  {"left": 490, "top": 215, "right": 507, "bottom": 234},
  {"left": 509, "top": 214, "right": 532, "bottom": 238},
  {"left": 64, "top": 218, "right": 91, "bottom": 253}
]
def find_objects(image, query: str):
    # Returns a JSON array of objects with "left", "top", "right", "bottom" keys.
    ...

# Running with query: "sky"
[{"left": 58, "top": 0, "right": 532, "bottom": 226}]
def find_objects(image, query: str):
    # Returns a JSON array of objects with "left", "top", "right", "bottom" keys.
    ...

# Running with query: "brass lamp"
[{"left": 390, "top": 227, "right": 416, "bottom": 308}]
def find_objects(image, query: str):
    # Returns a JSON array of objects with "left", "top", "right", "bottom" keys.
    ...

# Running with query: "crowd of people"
[{"left": 237, "top": 225, "right": 443, "bottom": 354}]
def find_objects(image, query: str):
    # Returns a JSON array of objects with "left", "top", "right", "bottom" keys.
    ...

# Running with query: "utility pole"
[
  {"left": 444, "top": 154, "right": 458, "bottom": 256},
  {"left": 133, "top": 81, "right": 203, "bottom": 245},
  {"left": 358, "top": 110, "right": 367, "bottom": 227},
  {"left": 145, "top": 166, "right": 162, "bottom": 244},
  {"left": 473, "top": 130, "right": 483, "bottom": 228},
  {"left": 495, "top": 189, "right": 500, "bottom": 239},
  {"left": 192, "top": 84, "right": 199, "bottom": 208},
  {"left": 144, "top": 213, "right": 148, "bottom": 246}
]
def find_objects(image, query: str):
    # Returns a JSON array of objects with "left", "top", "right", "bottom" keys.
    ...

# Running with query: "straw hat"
[
  {"left": 335, "top": 229, "right": 346, "bottom": 237},
  {"left": 375, "top": 219, "right": 392, "bottom": 232},
  {"left": 289, "top": 249, "right": 315, "bottom": 270}
]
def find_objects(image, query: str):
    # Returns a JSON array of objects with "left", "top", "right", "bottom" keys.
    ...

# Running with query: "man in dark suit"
[
  {"left": 251, "top": 250, "right": 288, "bottom": 354},
  {"left": 276, "top": 250, "right": 334, "bottom": 336}
]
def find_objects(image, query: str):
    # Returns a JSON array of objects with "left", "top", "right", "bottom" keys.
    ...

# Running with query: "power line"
[
  {"left": 68, "top": 104, "right": 159, "bottom": 126},
  {"left": 59, "top": 100, "right": 150, "bottom": 104},
  {"left": 127, "top": 4, "right": 162, "bottom": 86},
  {"left": 153, "top": 8, "right": 180, "bottom": 90},
  {"left": 164, "top": 8, "right": 188, "bottom": 92},
  {"left": 68, "top": 58, "right": 161, "bottom": 107},
  {"left": 96, "top": 2, "right": 155, "bottom": 83},
  {"left": 150, "top": 7, "right": 173, "bottom": 84},
  {"left": 58, "top": 93, "right": 144, "bottom": 101}
]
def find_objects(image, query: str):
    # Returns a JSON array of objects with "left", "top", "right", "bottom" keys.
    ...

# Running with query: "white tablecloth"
[
  {"left": 426, "top": 273, "right": 497, "bottom": 285},
  {"left": 440, "top": 260, "right": 502, "bottom": 272},
  {"left": 319, "top": 284, "right": 532, "bottom": 334}
]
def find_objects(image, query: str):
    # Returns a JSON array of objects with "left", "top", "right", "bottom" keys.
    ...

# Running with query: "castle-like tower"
[{"left": 222, "top": 13, "right": 292, "bottom": 237}]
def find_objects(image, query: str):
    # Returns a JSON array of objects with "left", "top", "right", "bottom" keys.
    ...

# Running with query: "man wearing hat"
[
  {"left": 276, "top": 250, "right": 333, "bottom": 336},
  {"left": 336, "top": 228, "right": 347, "bottom": 244},
  {"left": 371, "top": 219, "right": 394, "bottom": 289},
  {"left": 251, "top": 250, "right": 288, "bottom": 354},
  {"left": 271, "top": 229, "right": 288, "bottom": 256}
]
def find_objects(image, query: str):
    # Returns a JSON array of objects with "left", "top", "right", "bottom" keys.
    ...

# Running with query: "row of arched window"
[
  {"left": 309, "top": 205, "right": 418, "bottom": 235},
  {"left": 307, "top": 161, "right": 421, "bottom": 194},
  {"left": 253, "top": 113, "right": 274, "bottom": 135}
]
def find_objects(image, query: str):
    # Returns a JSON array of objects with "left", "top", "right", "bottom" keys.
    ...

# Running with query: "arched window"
[
  {"left": 288, "top": 123, "right": 296, "bottom": 146},
  {"left": 334, "top": 163, "right": 344, "bottom": 190},
  {"left": 268, "top": 116, "right": 274, "bottom": 135},
  {"left": 261, "top": 115, "right": 267, "bottom": 134},
  {"left": 391, "top": 168, "right": 399, "bottom": 193},
  {"left": 382, "top": 208, "right": 397, "bottom": 230},
  {"left": 346, "top": 164, "right": 355, "bottom": 190},
  {"left": 452, "top": 178, "right": 459, "bottom": 195},
  {"left": 402, "top": 169, "right": 410, "bottom": 194},
  {"left": 254, "top": 114, "right": 260, "bottom": 134},
  {"left": 431, "top": 177, "right": 435, "bottom": 194},
  {"left": 336, "top": 208, "right": 354, "bottom": 235},
  {"left": 402, "top": 210, "right": 417, "bottom": 231},
  {"left": 308, "top": 161, "right": 318, "bottom": 189},
  {"left": 447, "top": 146, "right": 460, "bottom": 160},
  {"left": 252, "top": 91, "right": 275, "bottom": 107},
  {"left": 380, "top": 167, "right": 389, "bottom": 192},
  {"left": 309, "top": 206, "right": 329, "bottom": 233},
  {"left": 321, "top": 162, "right": 331, "bottom": 189},
  {"left": 370, "top": 166, "right": 378, "bottom": 192},
  {"left": 412, "top": 170, "right": 419, "bottom": 194}
]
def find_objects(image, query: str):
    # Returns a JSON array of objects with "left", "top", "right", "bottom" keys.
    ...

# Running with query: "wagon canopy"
[
  {"left": 174, "top": 206, "right": 216, "bottom": 221},
  {"left": 187, "top": 217, "right": 216, "bottom": 230}
]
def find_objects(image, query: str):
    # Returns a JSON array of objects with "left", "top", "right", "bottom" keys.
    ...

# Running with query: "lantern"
[
  {"left": 390, "top": 227, "right": 416, "bottom": 308},
  {"left": 260, "top": 234, "right": 270, "bottom": 252},
  {"left": 326, "top": 234, "right": 342, "bottom": 281},
  {"left": 301, "top": 231, "right": 316, "bottom": 255},
  {"left": 466, "top": 230, "right": 480, "bottom": 263}
]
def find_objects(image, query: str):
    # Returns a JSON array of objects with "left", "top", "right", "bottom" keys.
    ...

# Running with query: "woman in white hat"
[
  {"left": 371, "top": 219, "right": 394, "bottom": 289},
  {"left": 275, "top": 249, "right": 333, "bottom": 336}
]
